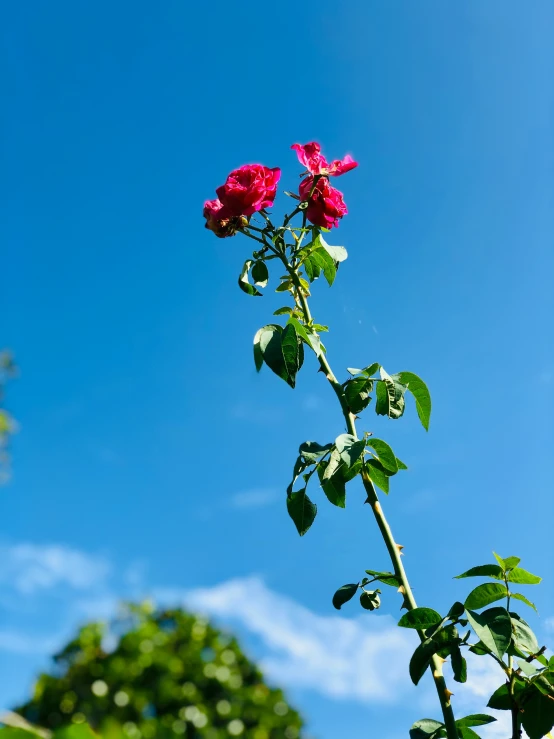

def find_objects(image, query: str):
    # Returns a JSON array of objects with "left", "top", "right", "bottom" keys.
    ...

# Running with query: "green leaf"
[
  {"left": 281, "top": 323, "right": 300, "bottom": 388},
  {"left": 273, "top": 306, "right": 293, "bottom": 316},
  {"left": 464, "top": 583, "right": 508, "bottom": 610},
  {"left": 323, "top": 447, "right": 342, "bottom": 480},
  {"left": 317, "top": 460, "right": 346, "bottom": 508},
  {"left": 347, "top": 367, "right": 363, "bottom": 375},
  {"left": 394, "top": 371, "right": 432, "bottom": 430},
  {"left": 507, "top": 567, "right": 542, "bottom": 585},
  {"left": 287, "top": 455, "right": 309, "bottom": 495},
  {"left": 398, "top": 608, "right": 443, "bottom": 630},
  {"left": 299, "top": 441, "right": 333, "bottom": 463},
  {"left": 395, "top": 457, "right": 408, "bottom": 470},
  {"left": 287, "top": 489, "right": 317, "bottom": 536},
  {"left": 363, "top": 362, "right": 380, "bottom": 376},
  {"left": 375, "top": 368, "right": 406, "bottom": 420},
  {"left": 332, "top": 583, "right": 358, "bottom": 610},
  {"left": 511, "top": 592, "right": 538, "bottom": 612},
  {"left": 487, "top": 683, "right": 511, "bottom": 710},
  {"left": 520, "top": 686, "right": 554, "bottom": 739},
  {"left": 310, "top": 246, "right": 337, "bottom": 286},
  {"left": 451, "top": 644, "right": 467, "bottom": 683},
  {"left": 447, "top": 602, "right": 466, "bottom": 620},
  {"left": 343, "top": 377, "right": 372, "bottom": 413},
  {"left": 316, "top": 233, "right": 348, "bottom": 263},
  {"left": 238, "top": 260, "right": 262, "bottom": 296},
  {"left": 258, "top": 325, "right": 289, "bottom": 384},
  {"left": 502, "top": 556, "right": 521, "bottom": 570},
  {"left": 492, "top": 551, "right": 505, "bottom": 569},
  {"left": 55, "top": 728, "right": 99, "bottom": 739},
  {"left": 511, "top": 613, "right": 539, "bottom": 655},
  {"left": 457, "top": 729, "right": 481, "bottom": 739},
  {"left": 335, "top": 433, "right": 365, "bottom": 468},
  {"left": 455, "top": 564, "right": 504, "bottom": 580},
  {"left": 468, "top": 641, "right": 489, "bottom": 656},
  {"left": 364, "top": 569, "right": 401, "bottom": 587},
  {"left": 365, "top": 459, "right": 390, "bottom": 494},
  {"left": 365, "top": 438, "right": 398, "bottom": 473},
  {"left": 409, "top": 636, "right": 454, "bottom": 686},
  {"left": 360, "top": 590, "right": 381, "bottom": 611},
  {"left": 251, "top": 260, "right": 269, "bottom": 287},
  {"left": 465, "top": 607, "right": 511, "bottom": 659},
  {"left": 287, "top": 316, "right": 322, "bottom": 358},
  {"left": 409, "top": 719, "right": 444, "bottom": 739}
]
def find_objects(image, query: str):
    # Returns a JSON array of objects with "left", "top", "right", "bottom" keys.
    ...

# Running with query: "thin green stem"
[
  {"left": 283, "top": 265, "right": 458, "bottom": 738},
  {"left": 505, "top": 581, "right": 521, "bottom": 738}
]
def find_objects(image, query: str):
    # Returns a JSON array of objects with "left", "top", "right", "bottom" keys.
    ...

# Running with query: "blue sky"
[{"left": 2, "top": 1, "right": 554, "bottom": 737}]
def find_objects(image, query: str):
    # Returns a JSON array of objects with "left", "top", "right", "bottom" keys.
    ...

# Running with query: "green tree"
[{"left": 16, "top": 604, "right": 304, "bottom": 739}]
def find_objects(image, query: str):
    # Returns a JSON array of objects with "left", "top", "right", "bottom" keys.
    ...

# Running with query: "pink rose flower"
[
  {"left": 216, "top": 164, "right": 281, "bottom": 217},
  {"left": 299, "top": 176, "right": 348, "bottom": 229},
  {"left": 203, "top": 198, "right": 246, "bottom": 238},
  {"left": 291, "top": 142, "right": 358, "bottom": 177}
]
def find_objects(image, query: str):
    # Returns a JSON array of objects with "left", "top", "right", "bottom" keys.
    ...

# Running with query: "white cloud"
[
  {"left": 158, "top": 576, "right": 417, "bottom": 703},
  {"left": 0, "top": 543, "right": 110, "bottom": 594},
  {"left": 229, "top": 489, "right": 278, "bottom": 510},
  {"left": 544, "top": 616, "right": 554, "bottom": 633}
]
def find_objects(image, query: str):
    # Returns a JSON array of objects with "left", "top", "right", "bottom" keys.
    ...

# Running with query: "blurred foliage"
[
  {"left": 0, "top": 350, "right": 17, "bottom": 483},
  {"left": 16, "top": 603, "right": 305, "bottom": 739}
]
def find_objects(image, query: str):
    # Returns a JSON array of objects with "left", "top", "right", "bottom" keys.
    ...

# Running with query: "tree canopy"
[{"left": 16, "top": 603, "right": 304, "bottom": 739}]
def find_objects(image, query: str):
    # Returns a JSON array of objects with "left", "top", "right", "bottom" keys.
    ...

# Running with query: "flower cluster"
[{"left": 203, "top": 142, "right": 357, "bottom": 237}]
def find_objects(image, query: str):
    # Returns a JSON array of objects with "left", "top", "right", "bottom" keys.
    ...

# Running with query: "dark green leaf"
[
  {"left": 317, "top": 460, "right": 346, "bottom": 508},
  {"left": 511, "top": 592, "right": 538, "bottom": 612},
  {"left": 375, "top": 368, "right": 406, "bottom": 420},
  {"left": 456, "top": 716, "right": 496, "bottom": 728},
  {"left": 251, "top": 260, "right": 269, "bottom": 287},
  {"left": 299, "top": 441, "right": 333, "bottom": 463},
  {"left": 343, "top": 377, "right": 372, "bottom": 413},
  {"left": 287, "top": 316, "right": 322, "bottom": 357},
  {"left": 281, "top": 323, "right": 299, "bottom": 388},
  {"left": 287, "top": 455, "right": 309, "bottom": 495},
  {"left": 362, "top": 362, "right": 380, "bottom": 376},
  {"left": 365, "top": 459, "right": 390, "bottom": 494},
  {"left": 238, "top": 260, "right": 262, "bottom": 296},
  {"left": 287, "top": 489, "right": 317, "bottom": 536},
  {"left": 451, "top": 644, "right": 467, "bottom": 683},
  {"left": 253, "top": 327, "right": 265, "bottom": 372},
  {"left": 520, "top": 686, "right": 554, "bottom": 739},
  {"left": 455, "top": 565, "right": 504, "bottom": 580},
  {"left": 465, "top": 607, "right": 511, "bottom": 659},
  {"left": 364, "top": 569, "right": 401, "bottom": 587},
  {"left": 487, "top": 683, "right": 511, "bottom": 710},
  {"left": 259, "top": 326, "right": 289, "bottom": 385},
  {"left": 342, "top": 459, "right": 362, "bottom": 482},
  {"left": 360, "top": 591, "right": 381, "bottom": 611},
  {"left": 365, "top": 438, "right": 398, "bottom": 473},
  {"left": 409, "top": 719, "right": 444, "bottom": 739},
  {"left": 468, "top": 641, "right": 489, "bottom": 655},
  {"left": 310, "top": 247, "right": 337, "bottom": 286},
  {"left": 464, "top": 583, "right": 508, "bottom": 610},
  {"left": 335, "top": 433, "right": 365, "bottom": 468},
  {"left": 399, "top": 608, "right": 443, "bottom": 630},
  {"left": 507, "top": 567, "right": 542, "bottom": 585},
  {"left": 332, "top": 583, "right": 358, "bottom": 610},
  {"left": 394, "top": 371, "right": 432, "bottom": 431},
  {"left": 409, "top": 637, "right": 451, "bottom": 685},
  {"left": 448, "top": 602, "right": 466, "bottom": 620}
]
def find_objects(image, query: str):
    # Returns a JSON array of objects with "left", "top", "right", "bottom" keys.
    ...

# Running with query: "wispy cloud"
[
  {"left": 545, "top": 616, "right": 554, "bottom": 633},
  {"left": 0, "top": 543, "right": 110, "bottom": 594},
  {"left": 229, "top": 489, "right": 279, "bottom": 510},
  {"left": 158, "top": 576, "right": 417, "bottom": 704}
]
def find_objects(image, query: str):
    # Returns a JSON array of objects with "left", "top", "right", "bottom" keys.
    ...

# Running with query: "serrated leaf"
[
  {"left": 465, "top": 607, "right": 511, "bottom": 659},
  {"left": 394, "top": 371, "right": 432, "bottom": 430},
  {"left": 507, "top": 567, "right": 542, "bottom": 585},
  {"left": 365, "top": 459, "right": 390, "bottom": 494},
  {"left": 365, "top": 438, "right": 398, "bottom": 473},
  {"left": 251, "top": 260, "right": 269, "bottom": 287},
  {"left": 286, "top": 489, "right": 317, "bottom": 536},
  {"left": 455, "top": 565, "right": 504, "bottom": 580},
  {"left": 332, "top": 583, "right": 358, "bottom": 610},
  {"left": 398, "top": 608, "right": 443, "bottom": 630},
  {"left": 238, "top": 260, "right": 262, "bottom": 296},
  {"left": 464, "top": 583, "right": 508, "bottom": 610}
]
